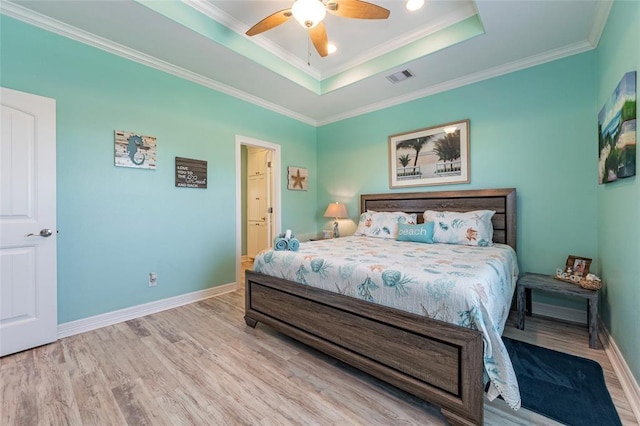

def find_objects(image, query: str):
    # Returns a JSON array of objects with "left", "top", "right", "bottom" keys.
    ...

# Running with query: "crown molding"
[
  {"left": 588, "top": 0, "right": 613, "bottom": 48},
  {"left": 317, "top": 39, "right": 594, "bottom": 126},
  {"left": 2, "top": 0, "right": 607, "bottom": 129},
  {"left": 0, "top": 1, "right": 317, "bottom": 126}
]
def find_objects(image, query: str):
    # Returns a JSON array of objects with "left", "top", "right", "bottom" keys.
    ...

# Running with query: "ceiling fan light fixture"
[
  {"left": 406, "top": 0, "right": 425, "bottom": 12},
  {"left": 291, "top": 0, "right": 327, "bottom": 29},
  {"left": 327, "top": 43, "right": 337, "bottom": 54}
]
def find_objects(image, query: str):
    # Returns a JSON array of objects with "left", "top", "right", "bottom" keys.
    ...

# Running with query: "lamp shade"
[{"left": 323, "top": 202, "right": 348, "bottom": 219}]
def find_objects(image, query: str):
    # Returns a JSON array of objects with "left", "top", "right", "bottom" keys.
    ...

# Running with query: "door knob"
[{"left": 26, "top": 229, "right": 53, "bottom": 237}]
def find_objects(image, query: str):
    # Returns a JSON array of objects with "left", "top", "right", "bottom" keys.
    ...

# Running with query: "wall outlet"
[{"left": 148, "top": 272, "right": 157, "bottom": 287}]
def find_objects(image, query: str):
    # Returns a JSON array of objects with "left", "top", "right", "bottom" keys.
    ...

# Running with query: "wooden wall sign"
[{"left": 175, "top": 157, "right": 207, "bottom": 188}]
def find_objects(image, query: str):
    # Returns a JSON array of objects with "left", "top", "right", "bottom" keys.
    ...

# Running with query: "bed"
[{"left": 244, "top": 188, "right": 518, "bottom": 426}]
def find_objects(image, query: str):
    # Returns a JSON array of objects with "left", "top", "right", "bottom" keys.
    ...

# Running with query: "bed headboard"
[{"left": 360, "top": 188, "right": 516, "bottom": 250}]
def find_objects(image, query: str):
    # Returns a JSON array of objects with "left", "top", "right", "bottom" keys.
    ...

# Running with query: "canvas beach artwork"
[
  {"left": 598, "top": 71, "right": 636, "bottom": 184},
  {"left": 388, "top": 119, "right": 470, "bottom": 188},
  {"left": 115, "top": 130, "right": 157, "bottom": 169}
]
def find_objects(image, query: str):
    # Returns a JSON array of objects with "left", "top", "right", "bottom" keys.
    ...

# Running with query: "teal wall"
[
  {"left": 318, "top": 52, "right": 598, "bottom": 310},
  {"left": 2, "top": 2, "right": 638, "bottom": 385},
  {"left": 0, "top": 16, "right": 317, "bottom": 323},
  {"left": 596, "top": 0, "right": 640, "bottom": 384}
]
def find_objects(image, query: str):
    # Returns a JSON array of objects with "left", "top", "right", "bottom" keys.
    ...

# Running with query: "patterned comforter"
[{"left": 253, "top": 236, "right": 521, "bottom": 409}]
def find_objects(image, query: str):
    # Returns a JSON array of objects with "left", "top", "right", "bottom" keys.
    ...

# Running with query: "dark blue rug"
[{"left": 503, "top": 337, "right": 622, "bottom": 426}]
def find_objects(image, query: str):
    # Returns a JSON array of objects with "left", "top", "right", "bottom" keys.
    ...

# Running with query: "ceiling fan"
[{"left": 245, "top": 0, "right": 390, "bottom": 57}]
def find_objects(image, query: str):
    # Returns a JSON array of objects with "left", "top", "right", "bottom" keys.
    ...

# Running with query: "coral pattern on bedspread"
[{"left": 253, "top": 236, "right": 521, "bottom": 409}]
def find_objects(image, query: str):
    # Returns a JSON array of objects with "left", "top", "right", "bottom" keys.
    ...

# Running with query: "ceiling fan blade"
[
  {"left": 326, "top": 0, "right": 390, "bottom": 19},
  {"left": 309, "top": 22, "right": 329, "bottom": 57},
  {"left": 245, "top": 9, "right": 292, "bottom": 36}
]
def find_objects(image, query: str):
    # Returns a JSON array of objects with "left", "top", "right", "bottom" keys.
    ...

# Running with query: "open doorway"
[{"left": 235, "top": 135, "right": 281, "bottom": 290}]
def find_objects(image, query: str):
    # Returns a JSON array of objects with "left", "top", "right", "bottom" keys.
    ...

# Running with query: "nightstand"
[{"left": 516, "top": 272, "right": 599, "bottom": 349}]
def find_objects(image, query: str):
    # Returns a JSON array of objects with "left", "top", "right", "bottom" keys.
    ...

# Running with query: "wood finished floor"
[{"left": 1, "top": 263, "right": 637, "bottom": 425}]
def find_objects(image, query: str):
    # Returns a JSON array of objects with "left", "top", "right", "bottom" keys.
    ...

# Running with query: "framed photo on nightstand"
[{"left": 564, "top": 255, "right": 592, "bottom": 277}]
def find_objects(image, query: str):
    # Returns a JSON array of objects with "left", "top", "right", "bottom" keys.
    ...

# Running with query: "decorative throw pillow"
[
  {"left": 423, "top": 210, "right": 495, "bottom": 246},
  {"left": 397, "top": 222, "right": 434, "bottom": 244},
  {"left": 355, "top": 211, "right": 417, "bottom": 239}
]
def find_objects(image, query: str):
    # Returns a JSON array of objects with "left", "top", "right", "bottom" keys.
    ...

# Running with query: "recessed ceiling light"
[
  {"left": 327, "top": 43, "right": 337, "bottom": 54},
  {"left": 406, "top": 0, "right": 424, "bottom": 12}
]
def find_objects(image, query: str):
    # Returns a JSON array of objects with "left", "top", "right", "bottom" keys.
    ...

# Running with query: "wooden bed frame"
[{"left": 244, "top": 188, "right": 517, "bottom": 426}]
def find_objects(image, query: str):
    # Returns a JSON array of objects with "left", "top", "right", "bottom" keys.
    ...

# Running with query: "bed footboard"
[{"left": 245, "top": 270, "right": 484, "bottom": 426}]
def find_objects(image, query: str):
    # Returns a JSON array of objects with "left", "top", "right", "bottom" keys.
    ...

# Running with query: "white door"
[
  {"left": 246, "top": 221, "right": 267, "bottom": 258},
  {"left": 246, "top": 147, "right": 272, "bottom": 256},
  {"left": 0, "top": 87, "right": 57, "bottom": 357},
  {"left": 247, "top": 148, "right": 267, "bottom": 177},
  {"left": 247, "top": 174, "right": 267, "bottom": 222}
]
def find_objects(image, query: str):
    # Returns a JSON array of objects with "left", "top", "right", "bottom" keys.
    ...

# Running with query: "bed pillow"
[
  {"left": 354, "top": 211, "right": 417, "bottom": 239},
  {"left": 423, "top": 210, "right": 495, "bottom": 246},
  {"left": 397, "top": 221, "right": 434, "bottom": 244}
]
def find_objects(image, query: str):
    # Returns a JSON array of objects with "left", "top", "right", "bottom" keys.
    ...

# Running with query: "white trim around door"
[{"left": 235, "top": 135, "right": 281, "bottom": 290}]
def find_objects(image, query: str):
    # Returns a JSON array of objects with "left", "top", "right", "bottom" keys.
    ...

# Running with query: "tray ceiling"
[{"left": 2, "top": 0, "right": 611, "bottom": 125}]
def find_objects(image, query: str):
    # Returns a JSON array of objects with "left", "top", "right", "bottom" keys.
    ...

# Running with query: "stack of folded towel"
[{"left": 274, "top": 229, "right": 300, "bottom": 251}]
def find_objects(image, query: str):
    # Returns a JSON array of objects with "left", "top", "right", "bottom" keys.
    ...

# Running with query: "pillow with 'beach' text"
[{"left": 397, "top": 221, "right": 434, "bottom": 244}]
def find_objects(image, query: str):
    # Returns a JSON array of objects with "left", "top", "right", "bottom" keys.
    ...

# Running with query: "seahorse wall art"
[
  {"left": 127, "top": 135, "right": 146, "bottom": 166},
  {"left": 114, "top": 130, "right": 157, "bottom": 170}
]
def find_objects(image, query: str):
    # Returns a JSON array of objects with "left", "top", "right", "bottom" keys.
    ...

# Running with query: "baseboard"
[
  {"left": 525, "top": 302, "right": 640, "bottom": 422},
  {"left": 57, "top": 282, "right": 237, "bottom": 339},
  {"left": 531, "top": 301, "right": 587, "bottom": 324},
  {"left": 598, "top": 319, "right": 640, "bottom": 423}
]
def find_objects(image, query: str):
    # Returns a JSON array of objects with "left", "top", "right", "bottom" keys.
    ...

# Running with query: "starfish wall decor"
[{"left": 287, "top": 166, "right": 308, "bottom": 190}]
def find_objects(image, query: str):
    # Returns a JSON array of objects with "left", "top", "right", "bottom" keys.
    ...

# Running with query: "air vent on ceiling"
[{"left": 386, "top": 69, "right": 415, "bottom": 84}]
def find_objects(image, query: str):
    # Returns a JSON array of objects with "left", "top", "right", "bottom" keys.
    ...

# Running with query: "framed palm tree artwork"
[{"left": 388, "top": 119, "right": 470, "bottom": 188}]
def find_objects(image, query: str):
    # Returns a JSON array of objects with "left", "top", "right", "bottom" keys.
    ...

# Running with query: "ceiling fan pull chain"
[{"left": 307, "top": 36, "right": 311, "bottom": 66}]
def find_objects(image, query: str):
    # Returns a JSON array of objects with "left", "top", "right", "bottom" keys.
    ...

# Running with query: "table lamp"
[{"left": 323, "top": 202, "right": 348, "bottom": 238}]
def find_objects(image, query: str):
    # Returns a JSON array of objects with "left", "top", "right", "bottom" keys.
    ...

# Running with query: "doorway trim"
[{"left": 235, "top": 135, "right": 281, "bottom": 290}]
